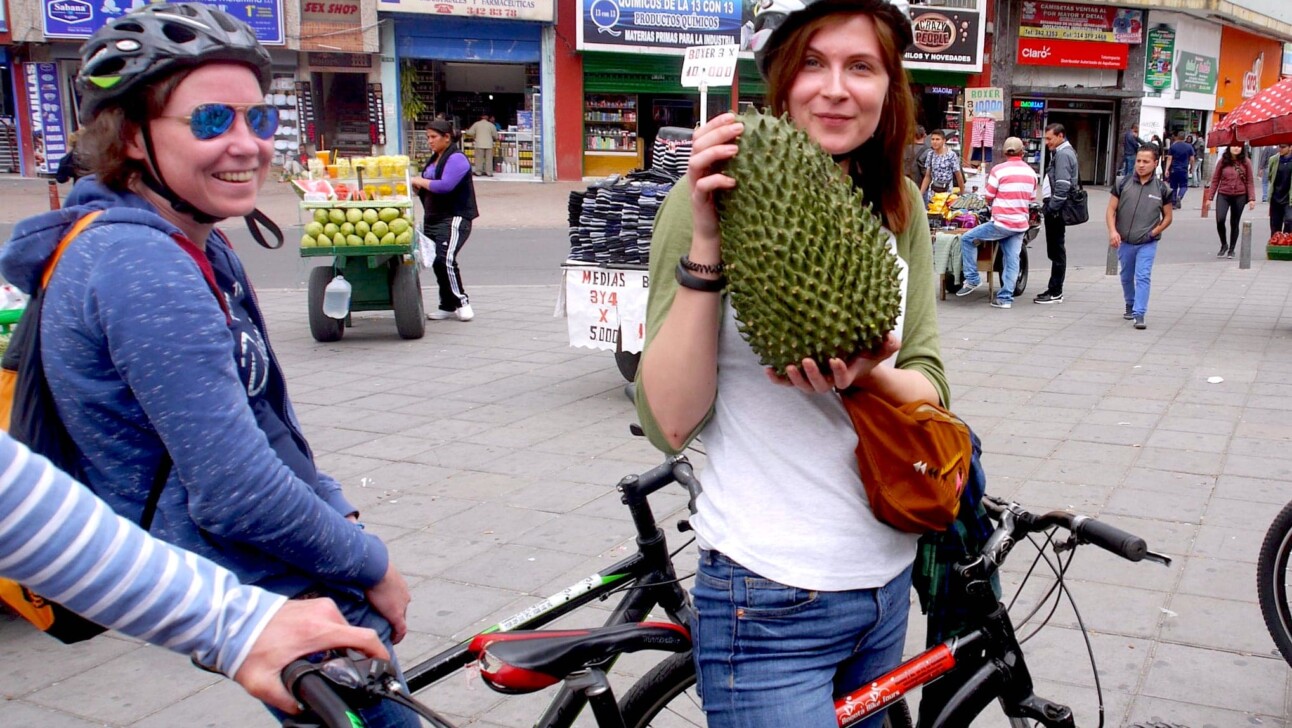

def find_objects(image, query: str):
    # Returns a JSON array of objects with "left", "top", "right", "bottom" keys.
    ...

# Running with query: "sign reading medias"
[
  {"left": 682, "top": 44, "right": 738, "bottom": 87},
  {"left": 578, "top": 0, "right": 744, "bottom": 54},
  {"left": 966, "top": 87, "right": 1003, "bottom": 121},
  {"left": 561, "top": 267, "right": 650, "bottom": 353},
  {"left": 1019, "top": 1, "right": 1142, "bottom": 44},
  {"left": 904, "top": 7, "right": 984, "bottom": 73},
  {"left": 379, "top": 0, "right": 554, "bottom": 23}
]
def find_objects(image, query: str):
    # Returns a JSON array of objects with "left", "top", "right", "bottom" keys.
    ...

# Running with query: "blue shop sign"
[
  {"left": 578, "top": 0, "right": 750, "bottom": 54},
  {"left": 24, "top": 63, "right": 69, "bottom": 176},
  {"left": 44, "top": 0, "right": 284, "bottom": 45}
]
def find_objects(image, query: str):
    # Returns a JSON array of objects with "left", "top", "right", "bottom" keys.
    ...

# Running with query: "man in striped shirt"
[
  {"left": 956, "top": 137, "right": 1039, "bottom": 309},
  {"left": 0, "top": 432, "right": 387, "bottom": 713}
]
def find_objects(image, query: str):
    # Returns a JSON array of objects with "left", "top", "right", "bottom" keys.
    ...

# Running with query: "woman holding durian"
[{"left": 635, "top": 0, "right": 947, "bottom": 726}]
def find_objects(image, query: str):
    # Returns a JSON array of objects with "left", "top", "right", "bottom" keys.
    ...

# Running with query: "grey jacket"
[{"left": 1045, "top": 141, "right": 1078, "bottom": 213}]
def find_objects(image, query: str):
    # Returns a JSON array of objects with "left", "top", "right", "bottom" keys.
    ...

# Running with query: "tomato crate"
[{"left": 1267, "top": 245, "right": 1292, "bottom": 261}]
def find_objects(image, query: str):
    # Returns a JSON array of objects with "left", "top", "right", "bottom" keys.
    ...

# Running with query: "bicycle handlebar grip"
[
  {"left": 1073, "top": 516, "right": 1147, "bottom": 562},
  {"left": 289, "top": 669, "right": 357, "bottom": 728}
]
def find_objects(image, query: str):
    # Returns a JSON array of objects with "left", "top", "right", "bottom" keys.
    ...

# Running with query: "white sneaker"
[
  {"left": 427, "top": 309, "right": 454, "bottom": 320},
  {"left": 455, "top": 304, "right": 475, "bottom": 322}
]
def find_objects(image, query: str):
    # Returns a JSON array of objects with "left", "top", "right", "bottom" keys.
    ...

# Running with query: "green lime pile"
[{"left": 301, "top": 207, "right": 414, "bottom": 248}]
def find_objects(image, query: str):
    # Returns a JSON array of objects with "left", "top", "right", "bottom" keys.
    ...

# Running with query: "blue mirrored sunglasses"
[{"left": 166, "top": 103, "right": 279, "bottom": 141}]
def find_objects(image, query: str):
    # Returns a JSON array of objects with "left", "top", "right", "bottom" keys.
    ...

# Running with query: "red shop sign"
[{"left": 1016, "top": 37, "right": 1128, "bottom": 69}]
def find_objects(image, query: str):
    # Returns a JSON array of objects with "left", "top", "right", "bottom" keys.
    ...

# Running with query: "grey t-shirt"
[{"left": 1114, "top": 175, "right": 1173, "bottom": 244}]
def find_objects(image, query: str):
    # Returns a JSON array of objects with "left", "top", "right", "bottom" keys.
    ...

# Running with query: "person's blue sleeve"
[
  {"left": 428, "top": 153, "right": 471, "bottom": 193},
  {"left": 316, "top": 472, "right": 358, "bottom": 517},
  {"left": 0, "top": 433, "right": 285, "bottom": 678},
  {"left": 86, "top": 230, "right": 388, "bottom": 588}
]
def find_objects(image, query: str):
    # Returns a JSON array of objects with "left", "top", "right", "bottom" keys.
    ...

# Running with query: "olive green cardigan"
[{"left": 635, "top": 176, "right": 950, "bottom": 454}]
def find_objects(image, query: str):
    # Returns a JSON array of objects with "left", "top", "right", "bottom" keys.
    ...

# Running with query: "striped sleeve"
[{"left": 0, "top": 433, "right": 285, "bottom": 678}]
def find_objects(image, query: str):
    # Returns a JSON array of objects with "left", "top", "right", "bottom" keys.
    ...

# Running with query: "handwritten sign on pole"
[
  {"left": 562, "top": 267, "right": 650, "bottom": 353},
  {"left": 681, "top": 44, "right": 739, "bottom": 88},
  {"left": 966, "top": 87, "right": 1004, "bottom": 120}
]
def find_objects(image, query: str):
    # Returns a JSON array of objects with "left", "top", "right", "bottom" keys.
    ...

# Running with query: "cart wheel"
[
  {"left": 1014, "top": 246, "right": 1029, "bottom": 297},
  {"left": 391, "top": 261, "right": 426, "bottom": 340},
  {"left": 615, "top": 350, "right": 640, "bottom": 382},
  {"left": 308, "top": 266, "right": 345, "bottom": 343}
]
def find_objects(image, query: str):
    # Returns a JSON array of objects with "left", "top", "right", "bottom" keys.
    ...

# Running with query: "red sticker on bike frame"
[{"left": 835, "top": 644, "right": 957, "bottom": 726}]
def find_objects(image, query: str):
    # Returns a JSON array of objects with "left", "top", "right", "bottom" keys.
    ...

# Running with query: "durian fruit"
[{"left": 716, "top": 108, "right": 901, "bottom": 375}]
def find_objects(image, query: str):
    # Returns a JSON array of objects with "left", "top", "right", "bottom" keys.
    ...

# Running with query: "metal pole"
[
  {"left": 700, "top": 82, "right": 708, "bottom": 125},
  {"left": 1240, "top": 219, "right": 1252, "bottom": 270}
]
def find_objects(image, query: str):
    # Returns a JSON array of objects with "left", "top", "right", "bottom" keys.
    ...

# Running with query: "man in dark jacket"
[
  {"left": 1121, "top": 124, "right": 1142, "bottom": 177},
  {"left": 1036, "top": 123, "right": 1078, "bottom": 304}
]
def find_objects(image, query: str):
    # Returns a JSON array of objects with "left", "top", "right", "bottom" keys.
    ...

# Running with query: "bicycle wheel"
[
  {"left": 1257, "top": 499, "right": 1292, "bottom": 665},
  {"left": 618, "top": 652, "right": 913, "bottom": 728}
]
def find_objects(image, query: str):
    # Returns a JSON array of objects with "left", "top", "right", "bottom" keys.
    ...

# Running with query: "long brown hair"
[{"left": 764, "top": 9, "right": 916, "bottom": 234}]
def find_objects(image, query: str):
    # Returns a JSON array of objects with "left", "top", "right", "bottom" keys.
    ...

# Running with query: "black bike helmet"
[
  {"left": 747, "top": 0, "right": 915, "bottom": 79},
  {"left": 73, "top": 3, "right": 281, "bottom": 246},
  {"left": 77, "top": 2, "right": 271, "bottom": 123}
]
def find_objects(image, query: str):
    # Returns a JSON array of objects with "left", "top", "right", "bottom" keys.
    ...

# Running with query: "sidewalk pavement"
[{"left": 2, "top": 195, "right": 1292, "bottom": 727}]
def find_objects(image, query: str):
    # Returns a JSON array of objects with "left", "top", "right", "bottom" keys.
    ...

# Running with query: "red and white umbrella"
[{"left": 1208, "top": 77, "right": 1292, "bottom": 147}]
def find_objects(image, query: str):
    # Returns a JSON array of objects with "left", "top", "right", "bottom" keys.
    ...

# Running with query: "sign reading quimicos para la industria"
[{"left": 903, "top": 6, "right": 984, "bottom": 74}]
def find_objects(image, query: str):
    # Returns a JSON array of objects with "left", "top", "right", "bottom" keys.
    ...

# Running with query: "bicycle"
[
  {"left": 1257, "top": 499, "right": 1292, "bottom": 665},
  {"left": 281, "top": 470, "right": 1171, "bottom": 728}
]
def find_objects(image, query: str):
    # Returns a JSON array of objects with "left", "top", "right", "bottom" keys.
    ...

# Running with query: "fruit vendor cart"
[{"left": 295, "top": 158, "right": 424, "bottom": 342}]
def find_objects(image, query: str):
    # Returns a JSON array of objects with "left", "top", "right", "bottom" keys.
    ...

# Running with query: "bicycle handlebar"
[
  {"left": 980, "top": 496, "right": 1170, "bottom": 572},
  {"left": 285, "top": 664, "right": 355, "bottom": 728},
  {"left": 282, "top": 652, "right": 454, "bottom": 728}
]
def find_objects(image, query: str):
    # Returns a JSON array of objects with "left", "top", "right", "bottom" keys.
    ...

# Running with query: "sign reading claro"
[
  {"left": 1020, "top": 45, "right": 1052, "bottom": 60},
  {"left": 912, "top": 13, "right": 957, "bottom": 53}
]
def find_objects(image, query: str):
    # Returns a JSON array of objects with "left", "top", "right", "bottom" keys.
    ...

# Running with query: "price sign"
[
  {"left": 561, "top": 267, "right": 650, "bottom": 353},
  {"left": 681, "top": 44, "right": 739, "bottom": 88}
]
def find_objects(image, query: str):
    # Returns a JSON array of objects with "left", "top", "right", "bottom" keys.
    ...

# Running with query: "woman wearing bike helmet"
[
  {"left": 636, "top": 0, "right": 946, "bottom": 725},
  {"left": 0, "top": 4, "right": 417, "bottom": 725}
]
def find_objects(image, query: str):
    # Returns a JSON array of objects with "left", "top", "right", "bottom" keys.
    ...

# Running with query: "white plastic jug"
[{"left": 322, "top": 274, "right": 351, "bottom": 319}]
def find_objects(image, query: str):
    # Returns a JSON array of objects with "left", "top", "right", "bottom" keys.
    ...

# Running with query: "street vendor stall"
[{"left": 294, "top": 154, "right": 425, "bottom": 342}]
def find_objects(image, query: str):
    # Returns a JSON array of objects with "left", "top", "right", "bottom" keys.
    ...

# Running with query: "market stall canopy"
[{"left": 1208, "top": 77, "right": 1292, "bottom": 147}]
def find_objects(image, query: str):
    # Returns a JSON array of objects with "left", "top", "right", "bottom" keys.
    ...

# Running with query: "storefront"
[
  {"left": 19, "top": 0, "right": 286, "bottom": 176},
  {"left": 1215, "top": 24, "right": 1283, "bottom": 120},
  {"left": 1139, "top": 12, "right": 1220, "bottom": 158},
  {"left": 574, "top": 0, "right": 755, "bottom": 177},
  {"left": 386, "top": 0, "right": 554, "bottom": 181},
  {"left": 904, "top": 1, "right": 988, "bottom": 167},
  {"left": 1007, "top": 0, "right": 1145, "bottom": 185},
  {"left": 0, "top": 8, "right": 18, "bottom": 174}
]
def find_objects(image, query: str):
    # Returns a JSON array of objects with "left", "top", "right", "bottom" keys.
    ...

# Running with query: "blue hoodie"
[{"left": 0, "top": 179, "right": 388, "bottom": 598}]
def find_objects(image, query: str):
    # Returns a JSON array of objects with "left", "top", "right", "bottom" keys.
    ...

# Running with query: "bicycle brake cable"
[
  {"left": 1052, "top": 548, "right": 1106, "bottom": 728},
  {"left": 1016, "top": 537, "right": 1074, "bottom": 643},
  {"left": 1007, "top": 528, "right": 1059, "bottom": 617}
]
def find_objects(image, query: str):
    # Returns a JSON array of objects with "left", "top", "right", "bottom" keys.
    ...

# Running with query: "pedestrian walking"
[
  {"left": 920, "top": 128, "right": 964, "bottom": 201},
  {"left": 1201, "top": 145, "right": 1256, "bottom": 258},
  {"left": 636, "top": 0, "right": 948, "bottom": 724},
  {"left": 1270, "top": 143, "right": 1292, "bottom": 238},
  {"left": 955, "top": 137, "right": 1038, "bottom": 309},
  {"left": 411, "top": 119, "right": 478, "bottom": 322},
  {"left": 0, "top": 5, "right": 417, "bottom": 726},
  {"left": 904, "top": 124, "right": 930, "bottom": 186},
  {"left": 465, "top": 112, "right": 496, "bottom": 177},
  {"left": 1035, "top": 122, "right": 1077, "bottom": 304},
  {"left": 1121, "top": 124, "right": 1142, "bottom": 177},
  {"left": 1191, "top": 130, "right": 1206, "bottom": 186},
  {"left": 1107, "top": 145, "right": 1174, "bottom": 330},
  {"left": 1166, "top": 131, "right": 1195, "bottom": 207},
  {"left": 1258, "top": 144, "right": 1279, "bottom": 202}
]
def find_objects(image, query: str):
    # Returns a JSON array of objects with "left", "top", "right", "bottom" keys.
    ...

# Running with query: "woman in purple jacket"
[
  {"left": 1202, "top": 145, "right": 1257, "bottom": 259},
  {"left": 411, "top": 120, "right": 480, "bottom": 322}
]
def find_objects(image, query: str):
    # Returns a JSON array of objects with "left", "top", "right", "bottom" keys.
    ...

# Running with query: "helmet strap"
[
  {"left": 138, "top": 122, "right": 285, "bottom": 249},
  {"left": 139, "top": 122, "right": 223, "bottom": 225}
]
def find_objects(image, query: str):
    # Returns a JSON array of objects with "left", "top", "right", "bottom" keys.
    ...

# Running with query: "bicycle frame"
[{"left": 402, "top": 457, "right": 696, "bottom": 728}]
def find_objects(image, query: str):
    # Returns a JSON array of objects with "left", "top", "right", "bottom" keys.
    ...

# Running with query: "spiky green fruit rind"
[{"left": 715, "top": 108, "right": 902, "bottom": 375}]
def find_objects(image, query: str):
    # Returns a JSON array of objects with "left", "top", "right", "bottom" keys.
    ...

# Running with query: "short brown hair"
[
  {"left": 75, "top": 70, "right": 191, "bottom": 190},
  {"left": 764, "top": 11, "right": 916, "bottom": 234}
]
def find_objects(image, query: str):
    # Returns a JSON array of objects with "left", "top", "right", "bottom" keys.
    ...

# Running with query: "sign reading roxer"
[
  {"left": 966, "top": 87, "right": 1004, "bottom": 120},
  {"left": 681, "top": 44, "right": 739, "bottom": 88}
]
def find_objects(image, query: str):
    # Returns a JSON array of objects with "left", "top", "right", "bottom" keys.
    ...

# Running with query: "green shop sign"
[
  {"left": 1144, "top": 25, "right": 1175, "bottom": 93},
  {"left": 1177, "top": 51, "right": 1217, "bottom": 95}
]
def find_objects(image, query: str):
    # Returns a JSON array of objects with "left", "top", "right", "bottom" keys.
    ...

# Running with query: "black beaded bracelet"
[
  {"left": 680, "top": 255, "right": 725, "bottom": 275},
  {"left": 675, "top": 260, "right": 727, "bottom": 292}
]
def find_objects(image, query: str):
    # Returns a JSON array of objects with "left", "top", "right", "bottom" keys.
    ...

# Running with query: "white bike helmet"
[{"left": 748, "top": 0, "right": 914, "bottom": 79}]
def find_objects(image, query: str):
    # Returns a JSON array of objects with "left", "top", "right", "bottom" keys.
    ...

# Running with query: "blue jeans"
[
  {"left": 267, "top": 589, "right": 422, "bottom": 727},
  {"left": 960, "top": 221, "right": 1024, "bottom": 303},
  {"left": 1122, "top": 154, "right": 1135, "bottom": 178},
  {"left": 1118, "top": 240, "right": 1158, "bottom": 318},
  {"left": 691, "top": 550, "right": 912, "bottom": 728}
]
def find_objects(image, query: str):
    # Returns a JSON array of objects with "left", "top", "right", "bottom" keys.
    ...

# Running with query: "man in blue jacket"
[
  {"left": 1036, "top": 123, "right": 1078, "bottom": 304},
  {"left": 1121, "top": 124, "right": 1142, "bottom": 177}
]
